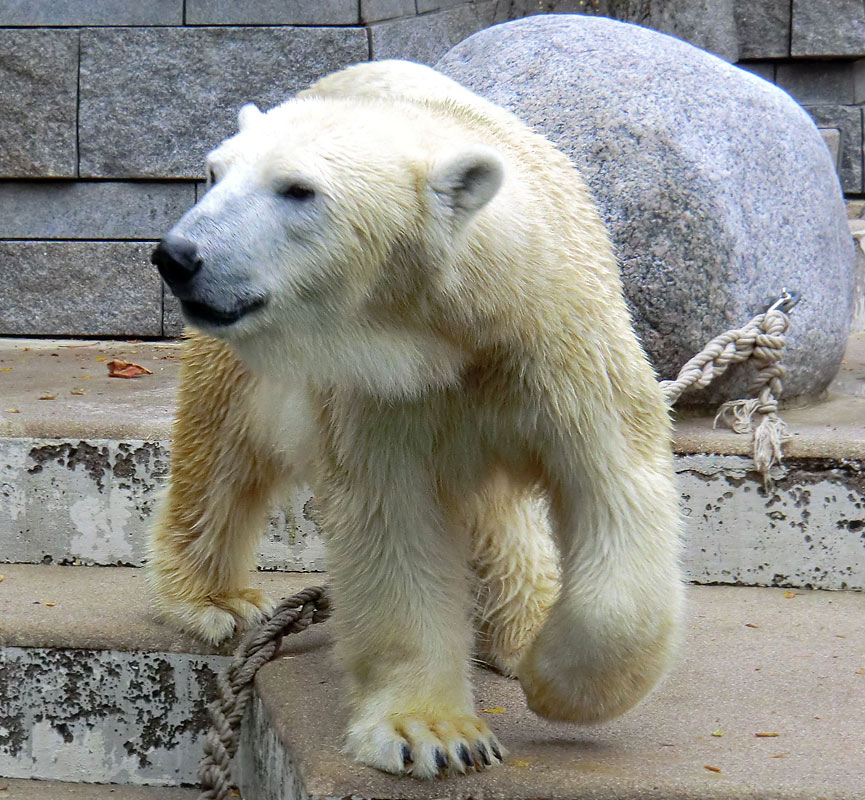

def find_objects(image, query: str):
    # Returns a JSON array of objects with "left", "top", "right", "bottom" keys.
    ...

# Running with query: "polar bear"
[{"left": 148, "top": 60, "right": 683, "bottom": 779}]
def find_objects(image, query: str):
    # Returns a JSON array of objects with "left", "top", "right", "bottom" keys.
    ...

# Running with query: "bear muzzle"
[
  {"left": 151, "top": 236, "right": 267, "bottom": 328},
  {"left": 152, "top": 235, "right": 202, "bottom": 287}
]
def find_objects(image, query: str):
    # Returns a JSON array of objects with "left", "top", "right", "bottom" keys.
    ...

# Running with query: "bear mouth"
[{"left": 180, "top": 298, "right": 267, "bottom": 327}]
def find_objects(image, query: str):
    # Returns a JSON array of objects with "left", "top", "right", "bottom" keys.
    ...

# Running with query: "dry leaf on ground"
[
  {"left": 704, "top": 765, "right": 721, "bottom": 773},
  {"left": 483, "top": 707, "right": 506, "bottom": 714},
  {"left": 755, "top": 732, "right": 779, "bottom": 737},
  {"left": 38, "top": 394, "right": 56, "bottom": 400},
  {"left": 107, "top": 360, "right": 153, "bottom": 378}
]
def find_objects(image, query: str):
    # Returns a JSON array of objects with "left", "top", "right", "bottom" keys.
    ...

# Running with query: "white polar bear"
[{"left": 148, "top": 60, "right": 683, "bottom": 779}]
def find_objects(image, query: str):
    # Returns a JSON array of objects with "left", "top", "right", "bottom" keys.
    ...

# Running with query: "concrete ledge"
[
  {"left": 0, "top": 567, "right": 315, "bottom": 786},
  {"left": 2, "top": 338, "right": 864, "bottom": 588},
  {"left": 241, "top": 585, "right": 865, "bottom": 800},
  {"left": 0, "top": 779, "right": 196, "bottom": 798},
  {"left": 0, "top": 564, "right": 312, "bottom": 654}
]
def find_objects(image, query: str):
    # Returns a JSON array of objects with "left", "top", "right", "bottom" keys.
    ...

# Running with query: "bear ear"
[
  {"left": 428, "top": 146, "right": 504, "bottom": 225},
  {"left": 237, "top": 103, "right": 263, "bottom": 131}
]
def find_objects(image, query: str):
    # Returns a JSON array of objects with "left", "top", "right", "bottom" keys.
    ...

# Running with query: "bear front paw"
[
  {"left": 152, "top": 587, "right": 275, "bottom": 644},
  {"left": 518, "top": 617, "right": 678, "bottom": 724},
  {"left": 345, "top": 711, "right": 505, "bottom": 779}
]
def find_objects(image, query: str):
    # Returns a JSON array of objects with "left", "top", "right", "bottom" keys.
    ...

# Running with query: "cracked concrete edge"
[
  {"left": 0, "top": 779, "right": 198, "bottom": 798},
  {"left": 0, "top": 646, "right": 223, "bottom": 786},
  {"left": 2, "top": 440, "right": 863, "bottom": 589}
]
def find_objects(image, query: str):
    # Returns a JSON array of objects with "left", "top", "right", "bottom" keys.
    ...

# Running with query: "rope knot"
[{"left": 665, "top": 292, "right": 798, "bottom": 489}]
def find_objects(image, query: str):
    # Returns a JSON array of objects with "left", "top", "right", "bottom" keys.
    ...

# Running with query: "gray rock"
[
  {"left": 437, "top": 15, "right": 855, "bottom": 404},
  {"left": 0, "top": 30, "right": 78, "bottom": 178},
  {"left": 803, "top": 106, "right": 863, "bottom": 194},
  {"left": 633, "top": 0, "right": 739, "bottom": 62},
  {"left": 0, "top": 181, "right": 195, "bottom": 240},
  {"left": 361, "top": 0, "right": 416, "bottom": 23},
  {"left": 503, "top": 1, "right": 741, "bottom": 61},
  {"left": 792, "top": 0, "right": 865, "bottom": 56},
  {"left": 186, "top": 0, "right": 358, "bottom": 25},
  {"left": 78, "top": 27, "right": 369, "bottom": 179},
  {"left": 0, "top": 242, "right": 162, "bottom": 336},
  {"left": 370, "top": 1, "right": 498, "bottom": 64},
  {"left": 0, "top": 0, "right": 182, "bottom": 25},
  {"left": 735, "top": 0, "right": 790, "bottom": 59}
]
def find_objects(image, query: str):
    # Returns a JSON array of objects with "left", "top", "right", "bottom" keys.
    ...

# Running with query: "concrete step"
[
  {"left": 0, "top": 564, "right": 309, "bottom": 787},
  {"left": 0, "top": 778, "right": 197, "bottom": 798},
  {"left": 4, "top": 564, "right": 864, "bottom": 798},
  {"left": 238, "top": 584, "right": 865, "bottom": 800},
  {"left": 2, "top": 336, "right": 865, "bottom": 588}
]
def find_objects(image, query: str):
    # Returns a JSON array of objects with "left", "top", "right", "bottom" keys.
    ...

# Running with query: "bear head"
[{"left": 152, "top": 97, "right": 505, "bottom": 395}]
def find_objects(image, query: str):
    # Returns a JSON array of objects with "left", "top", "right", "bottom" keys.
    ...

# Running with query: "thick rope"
[
  {"left": 660, "top": 289, "right": 799, "bottom": 489},
  {"left": 197, "top": 292, "right": 799, "bottom": 799},
  {"left": 197, "top": 586, "right": 330, "bottom": 800}
]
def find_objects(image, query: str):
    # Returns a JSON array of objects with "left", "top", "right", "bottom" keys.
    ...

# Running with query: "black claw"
[
  {"left": 435, "top": 749, "right": 449, "bottom": 771},
  {"left": 458, "top": 743, "right": 474, "bottom": 768},
  {"left": 477, "top": 743, "right": 492, "bottom": 766},
  {"left": 401, "top": 743, "right": 413, "bottom": 765},
  {"left": 491, "top": 742, "right": 503, "bottom": 762}
]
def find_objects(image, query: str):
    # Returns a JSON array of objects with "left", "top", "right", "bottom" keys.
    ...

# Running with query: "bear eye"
[{"left": 278, "top": 183, "right": 315, "bottom": 201}]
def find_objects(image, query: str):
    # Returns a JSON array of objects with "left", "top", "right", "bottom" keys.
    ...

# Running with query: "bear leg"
[
  {"left": 464, "top": 469, "right": 559, "bottom": 676},
  {"left": 147, "top": 336, "right": 286, "bottom": 643},
  {"left": 518, "top": 413, "right": 683, "bottom": 724},
  {"left": 317, "top": 444, "right": 505, "bottom": 778}
]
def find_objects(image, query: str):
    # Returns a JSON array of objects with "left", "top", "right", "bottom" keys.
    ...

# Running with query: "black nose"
[{"left": 151, "top": 235, "right": 202, "bottom": 285}]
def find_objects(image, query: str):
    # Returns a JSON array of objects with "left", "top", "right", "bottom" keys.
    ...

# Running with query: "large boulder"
[{"left": 436, "top": 14, "right": 855, "bottom": 406}]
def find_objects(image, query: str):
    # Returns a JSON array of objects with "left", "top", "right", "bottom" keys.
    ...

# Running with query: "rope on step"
[
  {"left": 197, "top": 586, "right": 330, "bottom": 800},
  {"left": 196, "top": 290, "right": 800, "bottom": 799},
  {"left": 660, "top": 288, "right": 800, "bottom": 489}
]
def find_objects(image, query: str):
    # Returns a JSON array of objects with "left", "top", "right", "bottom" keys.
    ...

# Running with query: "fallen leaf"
[
  {"left": 0, "top": 575, "right": 4, "bottom": 582},
  {"left": 770, "top": 753, "right": 788, "bottom": 759},
  {"left": 755, "top": 732, "right": 779, "bottom": 738},
  {"left": 483, "top": 706, "right": 506, "bottom": 714},
  {"left": 4, "top": 409, "right": 19, "bottom": 413},
  {"left": 81, "top": 375, "right": 93, "bottom": 379},
  {"left": 38, "top": 394, "right": 56, "bottom": 400},
  {"left": 855, "top": 669, "right": 865, "bottom": 675},
  {"left": 44, "top": 602, "right": 56, "bottom": 607},
  {"left": 107, "top": 360, "right": 152, "bottom": 378},
  {"left": 745, "top": 623, "right": 759, "bottom": 629},
  {"left": 509, "top": 759, "right": 531, "bottom": 768},
  {"left": 0, "top": 367, "right": 10, "bottom": 372},
  {"left": 70, "top": 390, "right": 85, "bottom": 396},
  {"left": 704, "top": 765, "right": 721, "bottom": 773},
  {"left": 95, "top": 356, "right": 108, "bottom": 362},
  {"left": 783, "top": 592, "right": 797, "bottom": 599},
  {"left": 711, "top": 730, "right": 723, "bottom": 737}
]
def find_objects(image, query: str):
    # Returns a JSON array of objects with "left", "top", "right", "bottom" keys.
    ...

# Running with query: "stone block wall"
[{"left": 0, "top": 0, "right": 863, "bottom": 337}]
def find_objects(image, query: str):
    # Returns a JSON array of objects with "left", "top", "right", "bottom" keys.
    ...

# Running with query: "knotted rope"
[
  {"left": 660, "top": 289, "right": 800, "bottom": 489},
  {"left": 196, "top": 291, "right": 799, "bottom": 799},
  {"left": 198, "top": 586, "right": 330, "bottom": 800}
]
